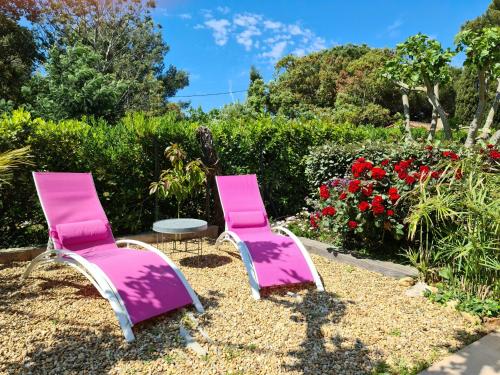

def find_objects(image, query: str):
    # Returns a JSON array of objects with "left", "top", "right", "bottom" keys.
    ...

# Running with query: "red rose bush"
[{"left": 307, "top": 144, "right": 476, "bottom": 249}]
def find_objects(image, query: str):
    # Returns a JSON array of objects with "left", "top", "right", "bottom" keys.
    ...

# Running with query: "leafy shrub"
[
  {"left": 425, "top": 286, "right": 499, "bottom": 318},
  {"left": 331, "top": 102, "right": 394, "bottom": 127}
]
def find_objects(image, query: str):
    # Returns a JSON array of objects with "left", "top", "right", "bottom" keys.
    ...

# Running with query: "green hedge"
[{"left": 1, "top": 110, "right": 410, "bottom": 247}]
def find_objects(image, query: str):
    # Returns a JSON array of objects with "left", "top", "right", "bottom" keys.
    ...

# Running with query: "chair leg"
[{"left": 21, "top": 251, "right": 55, "bottom": 282}]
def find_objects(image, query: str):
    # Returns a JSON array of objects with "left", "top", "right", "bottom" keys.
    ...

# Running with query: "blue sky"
[{"left": 153, "top": 0, "right": 491, "bottom": 110}]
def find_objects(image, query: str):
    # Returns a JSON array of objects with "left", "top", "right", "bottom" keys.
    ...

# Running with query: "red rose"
[
  {"left": 455, "top": 169, "right": 463, "bottom": 180},
  {"left": 381, "top": 159, "right": 390, "bottom": 166},
  {"left": 386, "top": 209, "right": 394, "bottom": 216},
  {"left": 372, "top": 203, "right": 385, "bottom": 215},
  {"left": 398, "top": 170, "right": 408, "bottom": 180},
  {"left": 431, "top": 170, "right": 442, "bottom": 179},
  {"left": 362, "top": 183, "right": 373, "bottom": 197},
  {"left": 348, "top": 180, "right": 361, "bottom": 193},
  {"left": 405, "top": 175, "right": 416, "bottom": 185},
  {"left": 395, "top": 159, "right": 412, "bottom": 172},
  {"left": 419, "top": 165, "right": 430, "bottom": 174},
  {"left": 389, "top": 193, "right": 400, "bottom": 204},
  {"left": 351, "top": 160, "right": 373, "bottom": 177},
  {"left": 310, "top": 214, "right": 319, "bottom": 228},
  {"left": 319, "top": 185, "right": 330, "bottom": 199},
  {"left": 487, "top": 144, "right": 494, "bottom": 149},
  {"left": 339, "top": 192, "right": 347, "bottom": 200},
  {"left": 370, "top": 167, "right": 386, "bottom": 180},
  {"left": 489, "top": 150, "right": 500, "bottom": 159},
  {"left": 348, "top": 220, "right": 358, "bottom": 229},
  {"left": 442, "top": 151, "right": 459, "bottom": 160},
  {"left": 388, "top": 187, "right": 398, "bottom": 195},
  {"left": 388, "top": 187, "right": 400, "bottom": 204},
  {"left": 371, "top": 196, "right": 385, "bottom": 215},
  {"left": 358, "top": 201, "right": 370, "bottom": 212},
  {"left": 322, "top": 206, "right": 336, "bottom": 216},
  {"left": 425, "top": 145, "right": 433, "bottom": 151},
  {"left": 356, "top": 157, "right": 366, "bottom": 162}
]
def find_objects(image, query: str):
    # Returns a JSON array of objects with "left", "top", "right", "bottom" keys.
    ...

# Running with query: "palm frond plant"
[
  {"left": 0, "top": 147, "right": 32, "bottom": 187},
  {"left": 150, "top": 143, "right": 206, "bottom": 218},
  {"left": 405, "top": 151, "right": 500, "bottom": 300}
]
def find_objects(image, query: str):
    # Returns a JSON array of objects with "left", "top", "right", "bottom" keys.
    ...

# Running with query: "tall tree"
[
  {"left": 247, "top": 66, "right": 268, "bottom": 113},
  {"left": 24, "top": 0, "right": 188, "bottom": 118},
  {"left": 456, "top": 27, "right": 500, "bottom": 147},
  {"left": 0, "top": 13, "right": 41, "bottom": 107},
  {"left": 384, "top": 33, "right": 455, "bottom": 140},
  {"left": 462, "top": 0, "right": 500, "bottom": 31},
  {"left": 268, "top": 45, "right": 371, "bottom": 117},
  {"left": 0, "top": 0, "right": 42, "bottom": 22},
  {"left": 23, "top": 43, "right": 129, "bottom": 122}
]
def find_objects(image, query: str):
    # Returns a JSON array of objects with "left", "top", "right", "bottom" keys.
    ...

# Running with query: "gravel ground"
[{"left": 0, "top": 241, "right": 485, "bottom": 375}]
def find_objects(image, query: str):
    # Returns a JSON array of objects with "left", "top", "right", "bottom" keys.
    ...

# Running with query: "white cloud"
[
  {"left": 179, "top": 13, "right": 192, "bottom": 20},
  {"left": 387, "top": 19, "right": 403, "bottom": 32},
  {"left": 379, "top": 18, "right": 404, "bottom": 38},
  {"left": 263, "top": 20, "right": 282, "bottom": 30},
  {"left": 236, "top": 27, "right": 261, "bottom": 50},
  {"left": 233, "top": 13, "right": 261, "bottom": 27},
  {"left": 287, "top": 24, "right": 303, "bottom": 36},
  {"left": 196, "top": 9, "right": 329, "bottom": 63},
  {"left": 260, "top": 41, "right": 288, "bottom": 62},
  {"left": 204, "top": 18, "right": 231, "bottom": 46}
]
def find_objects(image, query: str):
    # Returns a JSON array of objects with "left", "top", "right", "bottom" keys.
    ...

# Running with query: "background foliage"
[{"left": 0, "top": 109, "right": 415, "bottom": 247}]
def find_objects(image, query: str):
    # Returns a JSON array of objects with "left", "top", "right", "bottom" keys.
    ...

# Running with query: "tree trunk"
[
  {"left": 401, "top": 89, "right": 413, "bottom": 142},
  {"left": 424, "top": 78, "right": 452, "bottom": 140},
  {"left": 196, "top": 126, "right": 225, "bottom": 232},
  {"left": 153, "top": 138, "right": 160, "bottom": 221},
  {"left": 480, "top": 78, "right": 500, "bottom": 140},
  {"left": 490, "top": 129, "right": 500, "bottom": 146},
  {"left": 427, "top": 84, "right": 440, "bottom": 141},
  {"left": 464, "top": 70, "right": 488, "bottom": 147}
]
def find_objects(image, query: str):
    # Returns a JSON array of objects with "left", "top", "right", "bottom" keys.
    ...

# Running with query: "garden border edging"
[{"left": 299, "top": 236, "right": 418, "bottom": 279}]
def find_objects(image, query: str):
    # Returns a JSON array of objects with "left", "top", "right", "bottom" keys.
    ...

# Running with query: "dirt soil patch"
[{"left": 0, "top": 241, "right": 484, "bottom": 374}]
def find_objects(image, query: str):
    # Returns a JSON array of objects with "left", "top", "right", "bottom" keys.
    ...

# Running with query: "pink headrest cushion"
[
  {"left": 228, "top": 211, "right": 267, "bottom": 228},
  {"left": 56, "top": 219, "right": 110, "bottom": 246}
]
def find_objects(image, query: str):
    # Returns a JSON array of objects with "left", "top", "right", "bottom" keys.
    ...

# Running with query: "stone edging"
[{"left": 299, "top": 236, "right": 418, "bottom": 279}]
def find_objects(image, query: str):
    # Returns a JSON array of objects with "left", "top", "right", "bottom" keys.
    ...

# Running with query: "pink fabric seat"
[
  {"left": 216, "top": 174, "right": 317, "bottom": 290},
  {"left": 77, "top": 246, "right": 193, "bottom": 324},
  {"left": 32, "top": 172, "right": 198, "bottom": 329},
  {"left": 237, "top": 231, "right": 314, "bottom": 288}
]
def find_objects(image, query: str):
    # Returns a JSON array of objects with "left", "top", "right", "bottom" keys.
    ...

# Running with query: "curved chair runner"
[
  {"left": 23, "top": 172, "right": 204, "bottom": 342},
  {"left": 215, "top": 174, "right": 324, "bottom": 299}
]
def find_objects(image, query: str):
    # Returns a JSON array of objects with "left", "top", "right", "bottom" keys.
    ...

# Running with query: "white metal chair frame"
[
  {"left": 22, "top": 239, "right": 204, "bottom": 342},
  {"left": 215, "top": 226, "right": 324, "bottom": 300}
]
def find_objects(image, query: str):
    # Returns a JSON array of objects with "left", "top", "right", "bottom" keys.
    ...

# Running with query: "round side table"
[{"left": 152, "top": 218, "right": 208, "bottom": 258}]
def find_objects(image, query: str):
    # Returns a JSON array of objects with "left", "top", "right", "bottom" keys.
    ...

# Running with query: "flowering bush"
[{"left": 307, "top": 143, "right": 487, "bottom": 250}]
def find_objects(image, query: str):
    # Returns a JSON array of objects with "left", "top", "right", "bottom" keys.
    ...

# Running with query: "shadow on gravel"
[
  {"left": 4, "top": 318, "right": 188, "bottom": 375},
  {"left": 269, "top": 289, "right": 380, "bottom": 374},
  {"left": 179, "top": 254, "right": 232, "bottom": 268}
]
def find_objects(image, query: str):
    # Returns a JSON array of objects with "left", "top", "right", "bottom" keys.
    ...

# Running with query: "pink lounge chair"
[
  {"left": 23, "top": 172, "right": 204, "bottom": 341},
  {"left": 215, "top": 174, "right": 324, "bottom": 299}
]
